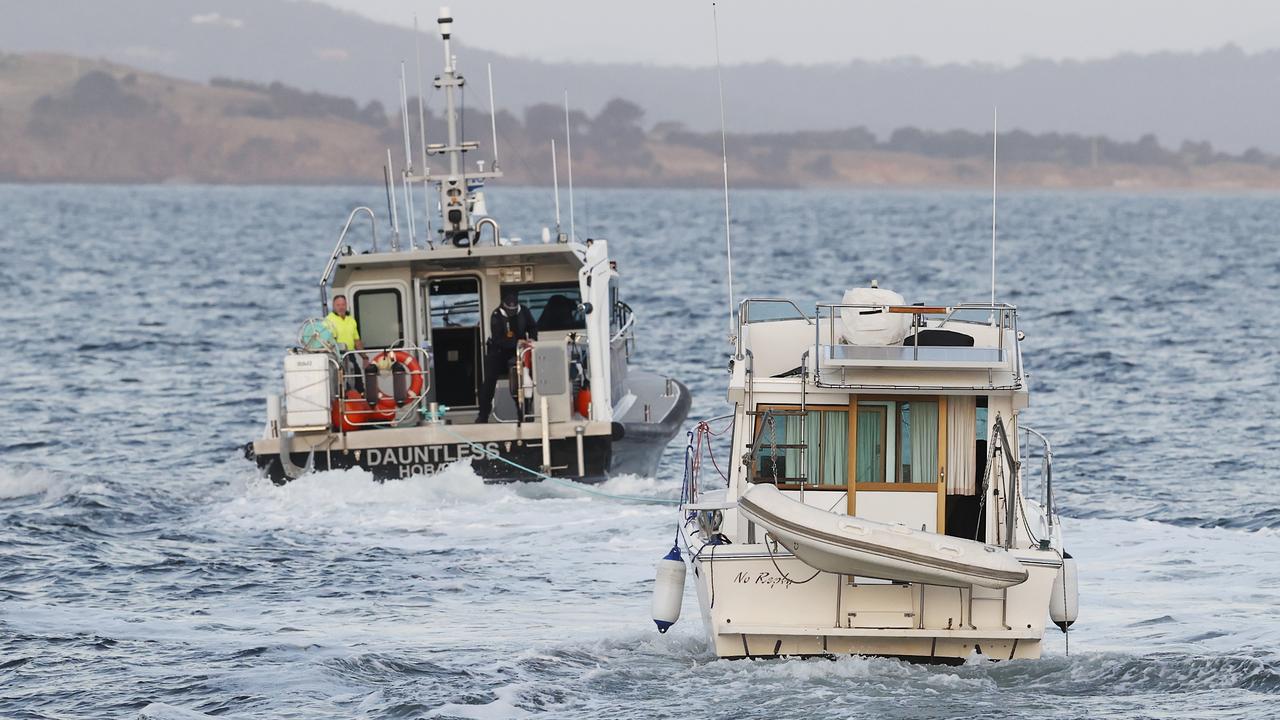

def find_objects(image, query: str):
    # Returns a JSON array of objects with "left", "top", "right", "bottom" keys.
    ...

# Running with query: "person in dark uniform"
[{"left": 476, "top": 290, "right": 538, "bottom": 423}]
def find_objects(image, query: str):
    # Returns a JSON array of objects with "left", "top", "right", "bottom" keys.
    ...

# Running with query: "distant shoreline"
[{"left": 7, "top": 52, "right": 1280, "bottom": 192}]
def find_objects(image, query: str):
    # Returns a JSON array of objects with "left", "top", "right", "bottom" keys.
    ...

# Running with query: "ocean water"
[{"left": 2, "top": 184, "right": 1279, "bottom": 719}]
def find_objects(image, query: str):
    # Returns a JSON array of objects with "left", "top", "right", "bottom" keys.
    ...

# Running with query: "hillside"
[
  {"left": 4, "top": 53, "right": 1280, "bottom": 189},
  {"left": 5, "top": 0, "right": 1280, "bottom": 153}
]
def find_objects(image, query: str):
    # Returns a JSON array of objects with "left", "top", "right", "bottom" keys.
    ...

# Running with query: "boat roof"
[{"left": 336, "top": 240, "right": 588, "bottom": 272}]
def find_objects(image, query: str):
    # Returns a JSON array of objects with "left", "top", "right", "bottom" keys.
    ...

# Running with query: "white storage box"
[{"left": 283, "top": 353, "right": 334, "bottom": 429}]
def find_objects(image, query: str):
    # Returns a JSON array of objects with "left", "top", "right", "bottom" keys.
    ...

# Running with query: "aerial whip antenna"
[
  {"left": 563, "top": 90, "right": 576, "bottom": 243},
  {"left": 551, "top": 138, "right": 562, "bottom": 238},
  {"left": 990, "top": 105, "right": 998, "bottom": 323},
  {"left": 712, "top": 2, "right": 736, "bottom": 343},
  {"left": 414, "top": 14, "right": 433, "bottom": 248},
  {"left": 488, "top": 63, "right": 500, "bottom": 171},
  {"left": 399, "top": 62, "right": 418, "bottom": 248}
]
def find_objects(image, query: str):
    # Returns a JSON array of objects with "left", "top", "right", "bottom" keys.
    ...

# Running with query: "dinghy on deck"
[{"left": 739, "top": 484, "right": 1028, "bottom": 589}]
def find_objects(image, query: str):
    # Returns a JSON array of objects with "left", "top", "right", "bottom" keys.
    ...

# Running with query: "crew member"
[
  {"left": 476, "top": 290, "right": 537, "bottom": 423},
  {"left": 326, "top": 294, "right": 364, "bottom": 389}
]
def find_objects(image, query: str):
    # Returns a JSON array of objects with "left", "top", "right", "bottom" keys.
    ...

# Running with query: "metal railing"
[
  {"left": 320, "top": 207, "right": 379, "bottom": 313},
  {"left": 333, "top": 346, "right": 432, "bottom": 430},
  {"left": 812, "top": 301, "right": 1023, "bottom": 389},
  {"left": 735, "top": 297, "right": 812, "bottom": 358},
  {"left": 1019, "top": 425, "right": 1058, "bottom": 538}
]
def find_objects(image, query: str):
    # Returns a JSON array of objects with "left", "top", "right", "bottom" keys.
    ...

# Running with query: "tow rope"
[{"left": 435, "top": 424, "right": 679, "bottom": 506}]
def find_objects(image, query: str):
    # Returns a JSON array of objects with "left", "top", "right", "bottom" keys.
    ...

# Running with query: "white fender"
[
  {"left": 1050, "top": 551, "right": 1079, "bottom": 632},
  {"left": 651, "top": 545, "right": 686, "bottom": 633}
]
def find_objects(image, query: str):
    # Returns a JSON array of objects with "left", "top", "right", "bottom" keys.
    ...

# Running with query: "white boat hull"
[{"left": 686, "top": 524, "right": 1062, "bottom": 661}]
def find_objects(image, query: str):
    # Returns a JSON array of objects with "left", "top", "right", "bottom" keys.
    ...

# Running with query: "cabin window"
[
  {"left": 429, "top": 278, "right": 481, "bottom": 329},
  {"left": 503, "top": 282, "right": 585, "bottom": 331},
  {"left": 752, "top": 406, "right": 848, "bottom": 487},
  {"left": 856, "top": 399, "right": 939, "bottom": 484},
  {"left": 353, "top": 288, "right": 403, "bottom": 349}
]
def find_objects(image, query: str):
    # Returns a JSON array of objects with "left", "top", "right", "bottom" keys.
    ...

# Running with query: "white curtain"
[
  {"left": 909, "top": 402, "right": 938, "bottom": 484},
  {"left": 946, "top": 396, "right": 977, "bottom": 494}
]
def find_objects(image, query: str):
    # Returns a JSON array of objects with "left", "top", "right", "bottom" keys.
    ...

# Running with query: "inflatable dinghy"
[{"left": 739, "top": 484, "right": 1028, "bottom": 589}]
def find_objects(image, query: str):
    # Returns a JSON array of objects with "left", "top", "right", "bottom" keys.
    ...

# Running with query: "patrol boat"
[
  {"left": 651, "top": 287, "right": 1078, "bottom": 661},
  {"left": 246, "top": 8, "right": 689, "bottom": 483}
]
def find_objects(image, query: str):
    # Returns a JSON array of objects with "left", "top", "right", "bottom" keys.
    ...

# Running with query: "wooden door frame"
[{"left": 847, "top": 394, "right": 948, "bottom": 533}]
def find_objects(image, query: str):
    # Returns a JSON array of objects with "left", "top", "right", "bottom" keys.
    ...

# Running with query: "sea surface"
[{"left": 2, "top": 185, "right": 1279, "bottom": 719}]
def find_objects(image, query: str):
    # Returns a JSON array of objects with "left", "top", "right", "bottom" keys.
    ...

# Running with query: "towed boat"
[
  {"left": 738, "top": 483, "right": 1028, "bottom": 589},
  {"left": 246, "top": 8, "right": 689, "bottom": 484},
  {"left": 651, "top": 285, "right": 1079, "bottom": 662}
]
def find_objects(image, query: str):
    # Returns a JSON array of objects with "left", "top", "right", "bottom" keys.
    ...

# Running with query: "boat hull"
[
  {"left": 687, "top": 531, "right": 1062, "bottom": 661},
  {"left": 247, "top": 378, "right": 691, "bottom": 484}
]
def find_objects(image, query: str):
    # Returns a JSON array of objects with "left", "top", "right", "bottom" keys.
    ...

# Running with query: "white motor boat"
[
  {"left": 245, "top": 9, "right": 689, "bottom": 484},
  {"left": 651, "top": 287, "right": 1079, "bottom": 662}
]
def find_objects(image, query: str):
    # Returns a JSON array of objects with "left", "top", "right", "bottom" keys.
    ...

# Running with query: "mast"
[{"left": 407, "top": 6, "right": 503, "bottom": 248}]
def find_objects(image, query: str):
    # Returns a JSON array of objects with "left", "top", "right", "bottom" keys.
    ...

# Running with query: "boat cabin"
[
  {"left": 322, "top": 232, "right": 632, "bottom": 426},
  {"left": 726, "top": 292, "right": 1033, "bottom": 547}
]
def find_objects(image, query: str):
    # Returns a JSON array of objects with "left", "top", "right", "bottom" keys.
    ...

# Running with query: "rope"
[
  {"left": 763, "top": 532, "right": 822, "bottom": 584},
  {"left": 435, "top": 424, "right": 678, "bottom": 505}
]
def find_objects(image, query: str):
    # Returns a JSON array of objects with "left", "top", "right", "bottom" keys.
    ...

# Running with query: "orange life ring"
[{"left": 371, "top": 350, "right": 425, "bottom": 398}]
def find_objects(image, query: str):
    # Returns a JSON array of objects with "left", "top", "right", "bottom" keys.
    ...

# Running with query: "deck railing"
[{"left": 332, "top": 347, "right": 432, "bottom": 430}]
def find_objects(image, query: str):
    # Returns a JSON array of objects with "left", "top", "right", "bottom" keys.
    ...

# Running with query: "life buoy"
[{"left": 371, "top": 350, "right": 426, "bottom": 398}]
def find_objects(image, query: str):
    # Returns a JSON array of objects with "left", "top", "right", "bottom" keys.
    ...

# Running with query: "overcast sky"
[{"left": 316, "top": 0, "right": 1280, "bottom": 66}]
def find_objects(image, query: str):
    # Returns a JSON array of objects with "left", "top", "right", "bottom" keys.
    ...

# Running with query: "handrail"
[
  {"left": 320, "top": 207, "right": 379, "bottom": 314},
  {"left": 475, "top": 217, "right": 500, "bottom": 247},
  {"left": 1019, "top": 425, "right": 1056, "bottom": 537},
  {"left": 610, "top": 300, "right": 636, "bottom": 344}
]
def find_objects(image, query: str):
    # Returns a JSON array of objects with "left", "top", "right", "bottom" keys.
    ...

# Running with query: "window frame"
[
  {"left": 750, "top": 403, "right": 851, "bottom": 490},
  {"left": 352, "top": 286, "right": 406, "bottom": 350}
]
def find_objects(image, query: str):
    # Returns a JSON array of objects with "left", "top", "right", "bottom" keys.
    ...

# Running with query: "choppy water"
[{"left": 2, "top": 185, "right": 1279, "bottom": 718}]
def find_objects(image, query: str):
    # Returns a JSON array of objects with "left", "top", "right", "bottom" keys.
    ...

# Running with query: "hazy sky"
[{"left": 317, "top": 0, "right": 1280, "bottom": 66}]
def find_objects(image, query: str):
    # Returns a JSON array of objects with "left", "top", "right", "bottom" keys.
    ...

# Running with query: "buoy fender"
[
  {"left": 651, "top": 544, "right": 686, "bottom": 633},
  {"left": 1050, "top": 551, "right": 1079, "bottom": 632}
]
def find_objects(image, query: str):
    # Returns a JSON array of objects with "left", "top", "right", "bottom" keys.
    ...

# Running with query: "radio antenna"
[
  {"left": 398, "top": 62, "right": 417, "bottom": 248},
  {"left": 990, "top": 105, "right": 998, "bottom": 323},
  {"left": 713, "top": 2, "right": 736, "bottom": 342},
  {"left": 414, "top": 14, "right": 433, "bottom": 248},
  {"left": 385, "top": 148, "right": 401, "bottom": 249},
  {"left": 487, "top": 63, "right": 500, "bottom": 170},
  {"left": 551, "top": 138, "right": 562, "bottom": 237},
  {"left": 563, "top": 90, "right": 576, "bottom": 243}
]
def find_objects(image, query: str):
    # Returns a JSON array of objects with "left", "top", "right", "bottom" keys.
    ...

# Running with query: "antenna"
[
  {"left": 399, "top": 62, "right": 417, "bottom": 248},
  {"left": 990, "top": 105, "right": 998, "bottom": 323},
  {"left": 415, "top": 14, "right": 433, "bottom": 248},
  {"left": 487, "top": 63, "right": 500, "bottom": 170},
  {"left": 712, "top": 2, "right": 735, "bottom": 341},
  {"left": 551, "top": 138, "right": 562, "bottom": 236},
  {"left": 386, "top": 148, "right": 401, "bottom": 249},
  {"left": 563, "top": 90, "right": 576, "bottom": 243}
]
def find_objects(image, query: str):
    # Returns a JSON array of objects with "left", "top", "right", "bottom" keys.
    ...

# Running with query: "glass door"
[{"left": 426, "top": 276, "right": 482, "bottom": 407}]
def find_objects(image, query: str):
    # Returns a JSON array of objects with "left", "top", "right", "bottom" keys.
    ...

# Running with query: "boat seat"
[{"left": 901, "top": 329, "right": 975, "bottom": 347}]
